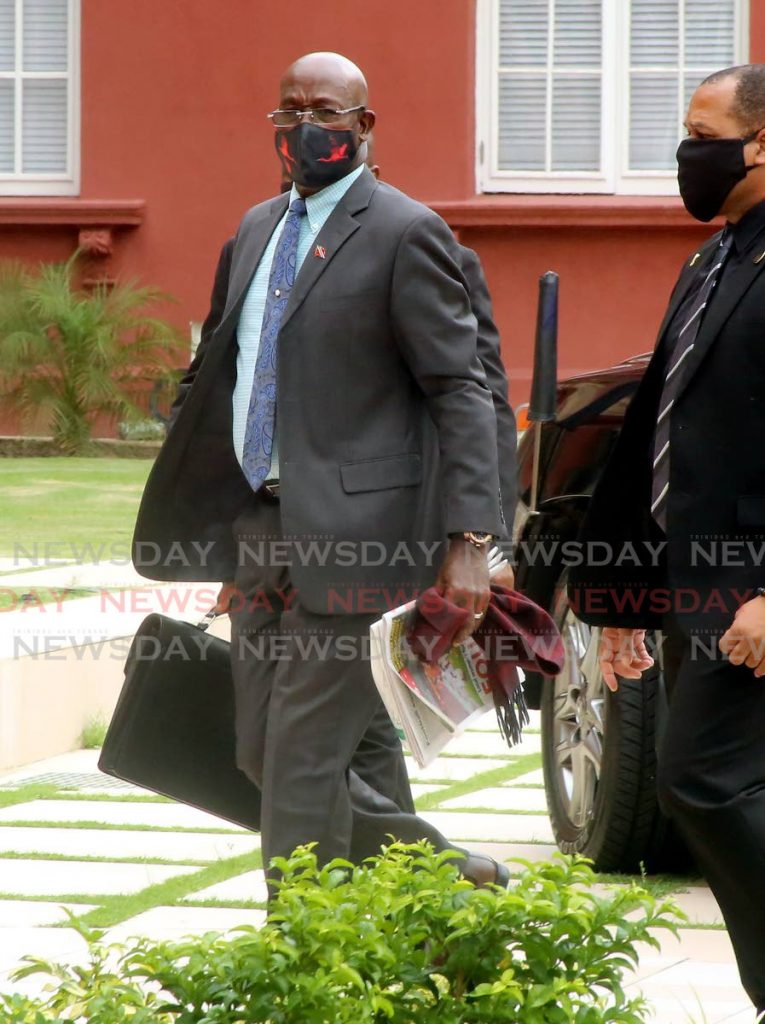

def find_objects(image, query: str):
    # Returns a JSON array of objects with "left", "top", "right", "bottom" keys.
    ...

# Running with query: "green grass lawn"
[{"left": 0, "top": 458, "right": 153, "bottom": 561}]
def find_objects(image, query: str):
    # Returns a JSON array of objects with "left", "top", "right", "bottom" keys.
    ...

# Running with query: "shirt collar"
[
  {"left": 728, "top": 197, "right": 765, "bottom": 255},
  {"left": 289, "top": 164, "right": 366, "bottom": 234}
]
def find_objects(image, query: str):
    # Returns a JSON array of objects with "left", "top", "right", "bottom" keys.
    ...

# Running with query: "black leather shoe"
[{"left": 460, "top": 850, "right": 510, "bottom": 889}]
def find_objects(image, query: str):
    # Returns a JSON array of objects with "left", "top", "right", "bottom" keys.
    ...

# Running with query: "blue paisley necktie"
[{"left": 242, "top": 197, "right": 307, "bottom": 490}]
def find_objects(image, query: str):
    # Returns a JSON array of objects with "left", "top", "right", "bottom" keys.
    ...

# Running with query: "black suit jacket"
[
  {"left": 569, "top": 229, "right": 765, "bottom": 636},
  {"left": 132, "top": 169, "right": 504, "bottom": 613}
]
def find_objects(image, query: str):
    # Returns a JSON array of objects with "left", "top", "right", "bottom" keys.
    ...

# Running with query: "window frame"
[
  {"left": 0, "top": 0, "right": 80, "bottom": 197},
  {"left": 476, "top": 0, "right": 750, "bottom": 196}
]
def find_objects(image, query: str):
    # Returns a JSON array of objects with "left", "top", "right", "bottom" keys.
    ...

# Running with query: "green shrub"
[
  {"left": 0, "top": 842, "right": 682, "bottom": 1023},
  {"left": 0, "top": 255, "right": 181, "bottom": 454}
]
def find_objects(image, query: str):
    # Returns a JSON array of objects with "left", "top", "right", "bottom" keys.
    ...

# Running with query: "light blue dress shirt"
[{"left": 232, "top": 163, "right": 366, "bottom": 476}]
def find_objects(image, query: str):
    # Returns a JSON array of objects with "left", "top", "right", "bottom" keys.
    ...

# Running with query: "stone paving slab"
[
  {"left": 405, "top": 756, "right": 509, "bottom": 781},
  {"left": 505, "top": 768, "right": 544, "bottom": 786},
  {"left": 0, "top": 748, "right": 105, "bottom": 785},
  {"left": 180, "top": 870, "right": 268, "bottom": 904},
  {"left": 671, "top": 885, "right": 725, "bottom": 926},
  {"left": 410, "top": 783, "right": 444, "bottom": 800},
  {"left": 106, "top": 905, "right": 267, "bottom": 943},
  {"left": 0, "top": 826, "right": 259, "bottom": 862},
  {"left": 0, "top": 860, "right": 198, "bottom": 897},
  {"left": 0, "top": 900, "right": 96, "bottom": 926},
  {"left": 0, "top": 558, "right": 77, "bottom": 572},
  {"left": 467, "top": 711, "right": 540, "bottom": 733},
  {"left": 444, "top": 730, "right": 536, "bottom": 758},
  {"left": 639, "top": 927, "right": 741, "bottom": 964},
  {"left": 638, "top": 994, "right": 749, "bottom": 1024},
  {"left": 627, "top": 958, "right": 750, "bottom": 1022},
  {"left": 0, "top": 583, "right": 218, "bottom": 659},
  {"left": 722, "top": 1009, "right": 758, "bottom": 1022},
  {"left": 0, "top": 926, "right": 89, "bottom": 980},
  {"left": 0, "top": 560, "right": 149, "bottom": 590},
  {"left": 466, "top": 841, "right": 559, "bottom": 864},
  {"left": 440, "top": 786, "right": 549, "bottom": 813},
  {"left": 420, "top": 810, "right": 555, "bottom": 843},
  {"left": 0, "top": 799, "right": 247, "bottom": 832}
]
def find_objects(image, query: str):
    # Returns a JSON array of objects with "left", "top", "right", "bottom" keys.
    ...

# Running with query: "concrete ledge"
[
  {"left": 428, "top": 194, "right": 713, "bottom": 230},
  {"left": 0, "top": 198, "right": 145, "bottom": 227},
  {"left": 0, "top": 643, "right": 127, "bottom": 772},
  {"left": 0, "top": 586, "right": 230, "bottom": 772},
  {"left": 0, "top": 436, "right": 161, "bottom": 458}
]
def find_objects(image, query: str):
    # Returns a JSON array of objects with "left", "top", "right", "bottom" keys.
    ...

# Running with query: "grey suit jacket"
[{"left": 132, "top": 168, "right": 503, "bottom": 613}]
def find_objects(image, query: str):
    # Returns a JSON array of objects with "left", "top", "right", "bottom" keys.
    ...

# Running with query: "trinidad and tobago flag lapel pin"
[{"left": 314, "top": 244, "right": 327, "bottom": 260}]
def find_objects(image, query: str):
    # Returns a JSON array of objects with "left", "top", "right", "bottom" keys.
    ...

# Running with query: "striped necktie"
[
  {"left": 242, "top": 197, "right": 307, "bottom": 491},
  {"left": 650, "top": 228, "right": 733, "bottom": 532}
]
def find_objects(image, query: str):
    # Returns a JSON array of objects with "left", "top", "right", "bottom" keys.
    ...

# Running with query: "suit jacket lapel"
[
  {"left": 674, "top": 248, "right": 765, "bottom": 401},
  {"left": 279, "top": 168, "right": 378, "bottom": 332},
  {"left": 219, "top": 194, "right": 289, "bottom": 329}
]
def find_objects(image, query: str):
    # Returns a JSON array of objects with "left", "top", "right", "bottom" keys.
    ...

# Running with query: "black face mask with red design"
[{"left": 275, "top": 123, "right": 359, "bottom": 189}]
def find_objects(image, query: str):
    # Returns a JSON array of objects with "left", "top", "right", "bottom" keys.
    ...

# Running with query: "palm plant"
[{"left": 0, "top": 253, "right": 181, "bottom": 453}]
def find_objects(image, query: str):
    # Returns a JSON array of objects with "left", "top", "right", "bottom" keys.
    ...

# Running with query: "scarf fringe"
[{"left": 492, "top": 670, "right": 530, "bottom": 748}]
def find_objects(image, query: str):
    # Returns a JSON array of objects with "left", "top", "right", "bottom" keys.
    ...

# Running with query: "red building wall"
[{"left": 1, "top": 0, "right": 763, "bottom": 432}]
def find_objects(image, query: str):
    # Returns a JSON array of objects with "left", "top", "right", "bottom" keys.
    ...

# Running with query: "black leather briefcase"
[{"left": 98, "top": 612, "right": 261, "bottom": 831}]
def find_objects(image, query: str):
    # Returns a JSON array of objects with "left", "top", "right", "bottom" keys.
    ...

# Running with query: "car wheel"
[{"left": 541, "top": 582, "right": 682, "bottom": 872}]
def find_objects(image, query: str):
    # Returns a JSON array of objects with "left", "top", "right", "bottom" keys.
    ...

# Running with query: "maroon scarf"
[{"left": 407, "top": 584, "right": 565, "bottom": 747}]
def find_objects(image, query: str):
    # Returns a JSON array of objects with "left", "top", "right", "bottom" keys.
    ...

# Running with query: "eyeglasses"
[{"left": 267, "top": 106, "right": 365, "bottom": 128}]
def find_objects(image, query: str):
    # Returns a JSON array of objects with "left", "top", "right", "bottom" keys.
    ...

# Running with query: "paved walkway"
[
  {"left": 0, "top": 715, "right": 753, "bottom": 1022},
  {"left": 0, "top": 561, "right": 755, "bottom": 1019}
]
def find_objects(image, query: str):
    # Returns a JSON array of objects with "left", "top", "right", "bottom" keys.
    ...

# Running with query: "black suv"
[{"left": 512, "top": 353, "right": 687, "bottom": 873}]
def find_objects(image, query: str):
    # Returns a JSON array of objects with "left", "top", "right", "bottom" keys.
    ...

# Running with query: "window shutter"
[
  {"left": 498, "top": 0, "right": 548, "bottom": 172},
  {"left": 629, "top": 0, "right": 737, "bottom": 172},
  {"left": 0, "top": 0, "right": 72, "bottom": 180},
  {"left": 480, "top": 0, "right": 747, "bottom": 194},
  {"left": 498, "top": 0, "right": 602, "bottom": 174},
  {"left": 0, "top": 80, "right": 13, "bottom": 172},
  {"left": 23, "top": 0, "right": 68, "bottom": 71},
  {"left": 685, "top": 0, "right": 736, "bottom": 67},
  {"left": 552, "top": 0, "right": 601, "bottom": 171},
  {"left": 23, "top": 79, "right": 67, "bottom": 172},
  {"left": 0, "top": 0, "right": 14, "bottom": 71}
]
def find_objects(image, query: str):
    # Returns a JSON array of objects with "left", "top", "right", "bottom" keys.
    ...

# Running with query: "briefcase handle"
[{"left": 196, "top": 608, "right": 224, "bottom": 631}]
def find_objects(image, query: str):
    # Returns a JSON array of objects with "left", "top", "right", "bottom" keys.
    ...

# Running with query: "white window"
[
  {"left": 477, "top": 0, "right": 749, "bottom": 194},
  {"left": 0, "top": 0, "right": 80, "bottom": 196}
]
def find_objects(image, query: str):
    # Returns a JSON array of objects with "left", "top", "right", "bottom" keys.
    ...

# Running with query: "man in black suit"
[
  {"left": 133, "top": 52, "right": 511, "bottom": 887},
  {"left": 569, "top": 65, "right": 765, "bottom": 1015}
]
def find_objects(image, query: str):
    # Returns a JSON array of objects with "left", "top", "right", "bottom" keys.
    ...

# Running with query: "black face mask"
[
  {"left": 275, "top": 123, "right": 359, "bottom": 189},
  {"left": 676, "top": 130, "right": 760, "bottom": 222}
]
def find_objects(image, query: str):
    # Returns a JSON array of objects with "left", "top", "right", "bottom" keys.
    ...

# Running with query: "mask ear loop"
[
  {"left": 742, "top": 127, "right": 765, "bottom": 174},
  {"left": 742, "top": 126, "right": 765, "bottom": 144}
]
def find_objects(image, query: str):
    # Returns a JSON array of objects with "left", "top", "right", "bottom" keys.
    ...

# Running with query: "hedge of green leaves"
[{"left": 0, "top": 842, "right": 682, "bottom": 1024}]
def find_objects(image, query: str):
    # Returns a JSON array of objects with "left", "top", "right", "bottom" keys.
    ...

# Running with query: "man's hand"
[
  {"left": 435, "top": 538, "right": 491, "bottom": 644},
  {"left": 213, "top": 580, "right": 238, "bottom": 615},
  {"left": 719, "top": 596, "right": 765, "bottom": 677},
  {"left": 599, "top": 627, "right": 654, "bottom": 693}
]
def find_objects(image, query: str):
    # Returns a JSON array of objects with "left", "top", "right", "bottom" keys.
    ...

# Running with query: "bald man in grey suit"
[{"left": 133, "top": 52, "right": 511, "bottom": 888}]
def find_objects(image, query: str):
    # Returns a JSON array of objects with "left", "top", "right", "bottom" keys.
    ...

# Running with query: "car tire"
[{"left": 540, "top": 581, "right": 689, "bottom": 873}]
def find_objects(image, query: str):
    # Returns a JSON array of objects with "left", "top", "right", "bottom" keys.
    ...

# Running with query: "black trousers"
[
  {"left": 228, "top": 495, "right": 448, "bottom": 879},
  {"left": 658, "top": 616, "right": 765, "bottom": 1012}
]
